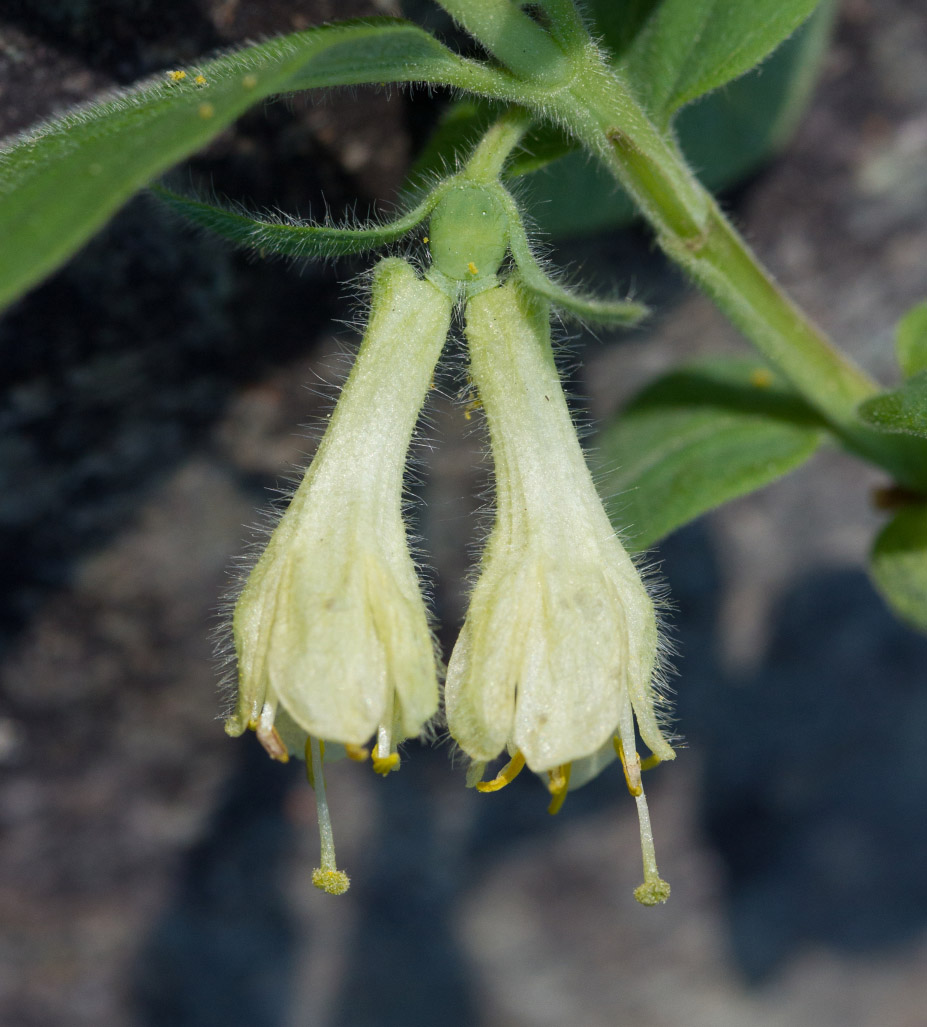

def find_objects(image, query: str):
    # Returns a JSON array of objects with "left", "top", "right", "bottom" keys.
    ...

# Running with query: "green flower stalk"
[
  {"left": 228, "top": 257, "right": 452, "bottom": 892},
  {"left": 445, "top": 278, "right": 674, "bottom": 905}
]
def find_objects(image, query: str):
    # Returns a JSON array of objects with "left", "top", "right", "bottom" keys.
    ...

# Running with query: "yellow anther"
[
  {"left": 476, "top": 751, "right": 526, "bottom": 792},
  {"left": 372, "top": 752, "right": 400, "bottom": 776},
  {"left": 546, "top": 763, "right": 571, "bottom": 815},
  {"left": 198, "top": 102, "right": 215, "bottom": 120},
  {"left": 312, "top": 867, "right": 351, "bottom": 895},
  {"left": 467, "top": 261, "right": 479, "bottom": 276},
  {"left": 345, "top": 743, "right": 370, "bottom": 762},
  {"left": 614, "top": 737, "right": 642, "bottom": 796},
  {"left": 193, "top": 74, "right": 207, "bottom": 85},
  {"left": 750, "top": 368, "right": 773, "bottom": 388},
  {"left": 422, "top": 236, "right": 429, "bottom": 244},
  {"left": 256, "top": 723, "right": 289, "bottom": 763},
  {"left": 640, "top": 753, "right": 662, "bottom": 772},
  {"left": 166, "top": 69, "right": 186, "bottom": 82},
  {"left": 242, "top": 73, "right": 259, "bottom": 89}
]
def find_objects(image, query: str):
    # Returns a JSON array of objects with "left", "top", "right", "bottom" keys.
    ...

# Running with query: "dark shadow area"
[
  {"left": 133, "top": 739, "right": 300, "bottom": 1027},
  {"left": 676, "top": 552, "right": 927, "bottom": 982},
  {"left": 0, "top": 196, "right": 337, "bottom": 645},
  {"left": 328, "top": 744, "right": 480, "bottom": 1027},
  {"left": 3, "top": 0, "right": 221, "bottom": 82},
  {"left": 0, "top": 0, "right": 413, "bottom": 651}
]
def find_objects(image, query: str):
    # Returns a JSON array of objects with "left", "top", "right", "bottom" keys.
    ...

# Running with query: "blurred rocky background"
[{"left": 1, "top": 1, "right": 926, "bottom": 1025}]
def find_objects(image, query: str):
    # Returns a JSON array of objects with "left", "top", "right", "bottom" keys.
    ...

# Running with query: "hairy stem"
[
  {"left": 464, "top": 109, "right": 532, "bottom": 182},
  {"left": 550, "top": 62, "right": 927, "bottom": 489}
]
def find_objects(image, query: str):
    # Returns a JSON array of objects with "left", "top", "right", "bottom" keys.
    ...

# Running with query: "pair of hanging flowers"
[{"left": 194, "top": 117, "right": 675, "bottom": 905}]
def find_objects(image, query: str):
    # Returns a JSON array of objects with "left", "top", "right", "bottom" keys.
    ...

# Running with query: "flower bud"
[
  {"left": 446, "top": 278, "right": 674, "bottom": 903},
  {"left": 229, "top": 258, "right": 451, "bottom": 751},
  {"left": 227, "top": 258, "right": 452, "bottom": 891}
]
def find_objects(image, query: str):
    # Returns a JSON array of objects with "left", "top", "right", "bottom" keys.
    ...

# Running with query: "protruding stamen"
[
  {"left": 640, "top": 753, "right": 662, "bottom": 772},
  {"left": 372, "top": 716, "right": 400, "bottom": 775},
  {"left": 305, "top": 737, "right": 350, "bottom": 896},
  {"left": 372, "top": 752, "right": 400, "bottom": 775},
  {"left": 376, "top": 719, "right": 392, "bottom": 760},
  {"left": 631, "top": 785, "right": 670, "bottom": 907},
  {"left": 614, "top": 737, "right": 642, "bottom": 796},
  {"left": 476, "top": 750, "right": 526, "bottom": 792},
  {"left": 546, "top": 763, "right": 571, "bottom": 815},
  {"left": 345, "top": 743, "right": 370, "bottom": 762},
  {"left": 256, "top": 701, "right": 289, "bottom": 763}
]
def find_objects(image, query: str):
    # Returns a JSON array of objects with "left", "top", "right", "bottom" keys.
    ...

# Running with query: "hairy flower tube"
[
  {"left": 228, "top": 258, "right": 452, "bottom": 893},
  {"left": 445, "top": 278, "right": 675, "bottom": 905}
]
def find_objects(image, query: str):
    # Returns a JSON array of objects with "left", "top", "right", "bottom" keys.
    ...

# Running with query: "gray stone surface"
[{"left": 1, "top": 2, "right": 926, "bottom": 1026}]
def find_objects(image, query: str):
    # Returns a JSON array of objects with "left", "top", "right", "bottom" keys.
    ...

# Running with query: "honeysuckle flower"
[
  {"left": 227, "top": 258, "right": 452, "bottom": 892},
  {"left": 445, "top": 278, "right": 675, "bottom": 905}
]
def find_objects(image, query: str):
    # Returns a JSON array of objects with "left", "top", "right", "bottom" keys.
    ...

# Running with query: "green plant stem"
[
  {"left": 547, "top": 63, "right": 927, "bottom": 489},
  {"left": 436, "top": 0, "right": 927, "bottom": 489},
  {"left": 464, "top": 109, "right": 532, "bottom": 182}
]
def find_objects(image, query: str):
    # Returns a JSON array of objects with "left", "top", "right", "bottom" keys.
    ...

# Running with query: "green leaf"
[
  {"left": 594, "top": 357, "right": 827, "bottom": 551},
  {"left": 622, "top": 0, "right": 822, "bottom": 124},
  {"left": 896, "top": 301, "right": 927, "bottom": 378},
  {"left": 0, "top": 19, "right": 491, "bottom": 312},
  {"left": 869, "top": 504, "right": 927, "bottom": 633},
  {"left": 583, "top": 0, "right": 661, "bottom": 59},
  {"left": 857, "top": 371, "right": 927, "bottom": 439},
  {"left": 153, "top": 187, "right": 435, "bottom": 259}
]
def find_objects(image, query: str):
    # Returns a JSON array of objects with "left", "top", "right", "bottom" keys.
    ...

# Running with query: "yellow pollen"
[
  {"left": 345, "top": 743, "right": 370, "bottom": 762},
  {"left": 467, "top": 261, "right": 479, "bottom": 275},
  {"left": 312, "top": 867, "right": 351, "bottom": 895},
  {"left": 546, "top": 763, "right": 571, "bottom": 815},
  {"left": 476, "top": 751, "right": 526, "bottom": 792},
  {"left": 422, "top": 236, "right": 429, "bottom": 244},
  {"left": 634, "top": 876, "right": 670, "bottom": 906},
  {"left": 614, "top": 737, "right": 642, "bottom": 796},
  {"left": 372, "top": 752, "right": 400, "bottom": 776},
  {"left": 198, "top": 102, "right": 215, "bottom": 119},
  {"left": 463, "top": 395, "right": 483, "bottom": 421},
  {"left": 166, "top": 69, "right": 186, "bottom": 82},
  {"left": 242, "top": 73, "right": 259, "bottom": 89},
  {"left": 193, "top": 74, "right": 207, "bottom": 85},
  {"left": 750, "top": 367, "right": 774, "bottom": 388}
]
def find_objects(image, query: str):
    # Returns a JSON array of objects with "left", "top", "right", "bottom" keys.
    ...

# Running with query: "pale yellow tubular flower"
[
  {"left": 227, "top": 258, "right": 452, "bottom": 891},
  {"left": 445, "top": 277, "right": 674, "bottom": 903}
]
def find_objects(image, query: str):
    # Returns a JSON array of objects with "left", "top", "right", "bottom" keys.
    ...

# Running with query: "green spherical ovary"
[{"left": 428, "top": 184, "right": 509, "bottom": 282}]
